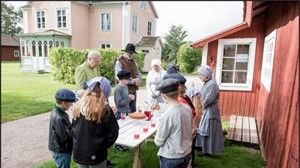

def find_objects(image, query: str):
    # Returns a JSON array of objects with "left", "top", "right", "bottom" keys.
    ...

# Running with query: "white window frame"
[
  {"left": 147, "top": 21, "right": 152, "bottom": 36},
  {"left": 14, "top": 50, "right": 20, "bottom": 57},
  {"left": 36, "top": 10, "right": 46, "bottom": 29},
  {"left": 100, "top": 12, "right": 112, "bottom": 32},
  {"left": 56, "top": 8, "right": 67, "bottom": 29},
  {"left": 216, "top": 38, "right": 256, "bottom": 91},
  {"left": 132, "top": 15, "right": 138, "bottom": 33},
  {"left": 140, "top": 1, "right": 147, "bottom": 10},
  {"left": 261, "top": 30, "right": 276, "bottom": 92},
  {"left": 100, "top": 42, "right": 112, "bottom": 49}
]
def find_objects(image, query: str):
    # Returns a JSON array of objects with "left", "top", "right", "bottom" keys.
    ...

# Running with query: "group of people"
[{"left": 48, "top": 43, "right": 224, "bottom": 168}]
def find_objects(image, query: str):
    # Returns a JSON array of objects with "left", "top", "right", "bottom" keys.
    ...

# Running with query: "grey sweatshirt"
[
  {"left": 114, "top": 84, "right": 131, "bottom": 114},
  {"left": 154, "top": 103, "right": 193, "bottom": 159}
]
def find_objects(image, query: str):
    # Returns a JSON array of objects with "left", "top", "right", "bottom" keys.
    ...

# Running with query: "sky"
[{"left": 6, "top": 1, "right": 243, "bottom": 42}]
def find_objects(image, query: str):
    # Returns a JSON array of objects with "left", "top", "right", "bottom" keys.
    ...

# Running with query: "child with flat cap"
[
  {"left": 48, "top": 88, "right": 76, "bottom": 168},
  {"left": 154, "top": 78, "right": 193, "bottom": 168},
  {"left": 114, "top": 69, "right": 135, "bottom": 152}
]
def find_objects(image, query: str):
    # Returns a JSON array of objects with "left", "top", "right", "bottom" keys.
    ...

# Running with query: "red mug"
[{"left": 133, "top": 134, "right": 140, "bottom": 139}]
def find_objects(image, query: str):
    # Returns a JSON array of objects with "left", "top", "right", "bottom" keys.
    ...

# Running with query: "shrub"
[
  {"left": 177, "top": 43, "right": 202, "bottom": 73},
  {"left": 48, "top": 48, "right": 145, "bottom": 85}
]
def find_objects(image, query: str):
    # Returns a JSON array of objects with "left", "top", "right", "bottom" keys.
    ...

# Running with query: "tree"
[
  {"left": 1, "top": 1, "right": 23, "bottom": 34},
  {"left": 162, "top": 25, "right": 188, "bottom": 63},
  {"left": 177, "top": 43, "right": 202, "bottom": 73}
]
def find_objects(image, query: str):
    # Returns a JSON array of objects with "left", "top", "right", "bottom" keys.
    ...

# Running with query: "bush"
[
  {"left": 177, "top": 43, "right": 202, "bottom": 73},
  {"left": 48, "top": 48, "right": 145, "bottom": 85}
]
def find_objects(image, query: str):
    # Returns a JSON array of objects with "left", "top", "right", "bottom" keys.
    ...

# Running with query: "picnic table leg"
[{"left": 133, "top": 145, "right": 141, "bottom": 168}]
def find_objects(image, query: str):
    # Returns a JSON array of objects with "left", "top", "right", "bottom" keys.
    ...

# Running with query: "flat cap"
[
  {"left": 163, "top": 73, "right": 187, "bottom": 84},
  {"left": 55, "top": 88, "right": 76, "bottom": 102},
  {"left": 117, "top": 70, "right": 131, "bottom": 80},
  {"left": 156, "top": 78, "right": 179, "bottom": 93},
  {"left": 86, "top": 76, "right": 112, "bottom": 99}
]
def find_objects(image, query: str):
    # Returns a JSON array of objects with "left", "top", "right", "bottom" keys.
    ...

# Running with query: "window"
[
  {"left": 142, "top": 49, "right": 149, "bottom": 53},
  {"left": 36, "top": 11, "right": 45, "bottom": 28},
  {"left": 132, "top": 15, "right": 138, "bottom": 33},
  {"left": 14, "top": 50, "right": 20, "bottom": 57},
  {"left": 55, "top": 41, "right": 59, "bottom": 47},
  {"left": 140, "top": 1, "right": 147, "bottom": 10},
  {"left": 216, "top": 38, "right": 256, "bottom": 91},
  {"left": 101, "top": 13, "right": 111, "bottom": 31},
  {"left": 147, "top": 21, "right": 152, "bottom": 36},
  {"left": 38, "top": 41, "right": 42, "bottom": 57},
  {"left": 32, "top": 41, "right": 36, "bottom": 56},
  {"left": 44, "top": 41, "right": 48, "bottom": 57},
  {"left": 101, "top": 43, "right": 111, "bottom": 49},
  {"left": 261, "top": 30, "right": 276, "bottom": 92},
  {"left": 57, "top": 9, "right": 66, "bottom": 28},
  {"left": 61, "top": 41, "right": 64, "bottom": 47}
]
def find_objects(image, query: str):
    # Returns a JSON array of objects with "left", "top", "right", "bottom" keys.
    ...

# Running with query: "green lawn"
[
  {"left": 1, "top": 62, "right": 147, "bottom": 123},
  {"left": 36, "top": 121, "right": 264, "bottom": 168},
  {"left": 36, "top": 139, "right": 264, "bottom": 168},
  {"left": 1, "top": 61, "right": 75, "bottom": 122}
]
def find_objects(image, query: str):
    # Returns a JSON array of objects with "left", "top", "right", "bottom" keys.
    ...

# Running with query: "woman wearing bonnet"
[{"left": 146, "top": 59, "right": 166, "bottom": 104}]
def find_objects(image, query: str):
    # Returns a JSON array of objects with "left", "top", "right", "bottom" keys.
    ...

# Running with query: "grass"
[
  {"left": 1, "top": 62, "right": 147, "bottom": 122},
  {"left": 36, "top": 139, "right": 264, "bottom": 168},
  {"left": 1, "top": 61, "right": 75, "bottom": 122}
]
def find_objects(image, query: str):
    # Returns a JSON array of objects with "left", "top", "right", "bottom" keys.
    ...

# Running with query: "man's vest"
[{"left": 116, "top": 56, "right": 139, "bottom": 93}]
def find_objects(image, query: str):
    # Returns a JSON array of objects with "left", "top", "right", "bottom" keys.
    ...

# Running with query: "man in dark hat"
[
  {"left": 114, "top": 43, "right": 141, "bottom": 113},
  {"left": 49, "top": 88, "right": 76, "bottom": 168},
  {"left": 154, "top": 78, "right": 193, "bottom": 168}
]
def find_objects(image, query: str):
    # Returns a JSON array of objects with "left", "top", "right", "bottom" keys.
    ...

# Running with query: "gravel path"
[{"left": 1, "top": 76, "right": 200, "bottom": 168}]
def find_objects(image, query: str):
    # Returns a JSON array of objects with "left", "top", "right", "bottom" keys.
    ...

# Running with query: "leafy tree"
[
  {"left": 177, "top": 43, "right": 202, "bottom": 73},
  {"left": 162, "top": 25, "right": 188, "bottom": 63},
  {"left": 1, "top": 1, "right": 23, "bottom": 34}
]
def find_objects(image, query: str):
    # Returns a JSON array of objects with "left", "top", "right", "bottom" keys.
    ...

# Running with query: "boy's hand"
[{"left": 129, "top": 94, "right": 135, "bottom": 100}]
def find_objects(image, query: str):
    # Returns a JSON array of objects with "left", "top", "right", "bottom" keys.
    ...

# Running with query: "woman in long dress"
[
  {"left": 146, "top": 59, "right": 166, "bottom": 104},
  {"left": 196, "top": 65, "right": 224, "bottom": 156}
]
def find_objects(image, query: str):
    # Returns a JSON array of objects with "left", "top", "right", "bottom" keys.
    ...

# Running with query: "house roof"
[
  {"left": 1, "top": 34, "right": 20, "bottom": 46},
  {"left": 192, "top": 1, "right": 272, "bottom": 48},
  {"left": 17, "top": 29, "right": 72, "bottom": 37},
  {"left": 136, "top": 36, "right": 162, "bottom": 47}
]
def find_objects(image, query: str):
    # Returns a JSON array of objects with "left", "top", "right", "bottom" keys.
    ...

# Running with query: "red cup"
[
  {"left": 151, "top": 122, "right": 156, "bottom": 128},
  {"left": 143, "top": 127, "right": 148, "bottom": 133},
  {"left": 121, "top": 113, "right": 126, "bottom": 120},
  {"left": 133, "top": 134, "right": 140, "bottom": 139}
]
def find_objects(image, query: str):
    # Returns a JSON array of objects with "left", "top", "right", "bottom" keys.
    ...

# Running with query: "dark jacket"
[
  {"left": 48, "top": 105, "right": 73, "bottom": 153},
  {"left": 72, "top": 105, "right": 119, "bottom": 165}
]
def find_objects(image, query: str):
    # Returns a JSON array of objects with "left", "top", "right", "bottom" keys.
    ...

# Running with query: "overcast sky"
[{"left": 7, "top": 1, "right": 243, "bottom": 42}]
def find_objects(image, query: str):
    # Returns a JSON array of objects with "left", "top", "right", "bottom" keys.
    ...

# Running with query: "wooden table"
[{"left": 115, "top": 117, "right": 157, "bottom": 168}]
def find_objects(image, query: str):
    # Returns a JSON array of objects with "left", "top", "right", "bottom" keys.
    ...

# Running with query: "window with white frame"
[
  {"left": 147, "top": 21, "right": 152, "bottom": 36},
  {"left": 101, "top": 13, "right": 111, "bottom": 31},
  {"left": 36, "top": 11, "right": 45, "bottom": 28},
  {"left": 216, "top": 38, "right": 256, "bottom": 91},
  {"left": 101, "top": 43, "right": 111, "bottom": 49},
  {"left": 140, "top": 1, "right": 147, "bottom": 10},
  {"left": 132, "top": 15, "right": 138, "bottom": 33},
  {"left": 261, "top": 30, "right": 276, "bottom": 92},
  {"left": 14, "top": 50, "right": 20, "bottom": 57},
  {"left": 57, "top": 9, "right": 67, "bottom": 28}
]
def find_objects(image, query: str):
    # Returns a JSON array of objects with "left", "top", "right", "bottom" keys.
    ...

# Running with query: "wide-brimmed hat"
[{"left": 122, "top": 43, "right": 137, "bottom": 54}]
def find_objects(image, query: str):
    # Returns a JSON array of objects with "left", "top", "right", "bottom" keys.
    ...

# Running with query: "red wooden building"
[
  {"left": 1, "top": 34, "right": 20, "bottom": 61},
  {"left": 192, "top": 1, "right": 299, "bottom": 168}
]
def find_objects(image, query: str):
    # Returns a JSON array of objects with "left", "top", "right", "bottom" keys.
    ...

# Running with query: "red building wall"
[
  {"left": 1, "top": 46, "right": 20, "bottom": 61},
  {"left": 256, "top": 2, "right": 299, "bottom": 168},
  {"left": 206, "top": 19, "right": 266, "bottom": 118}
]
